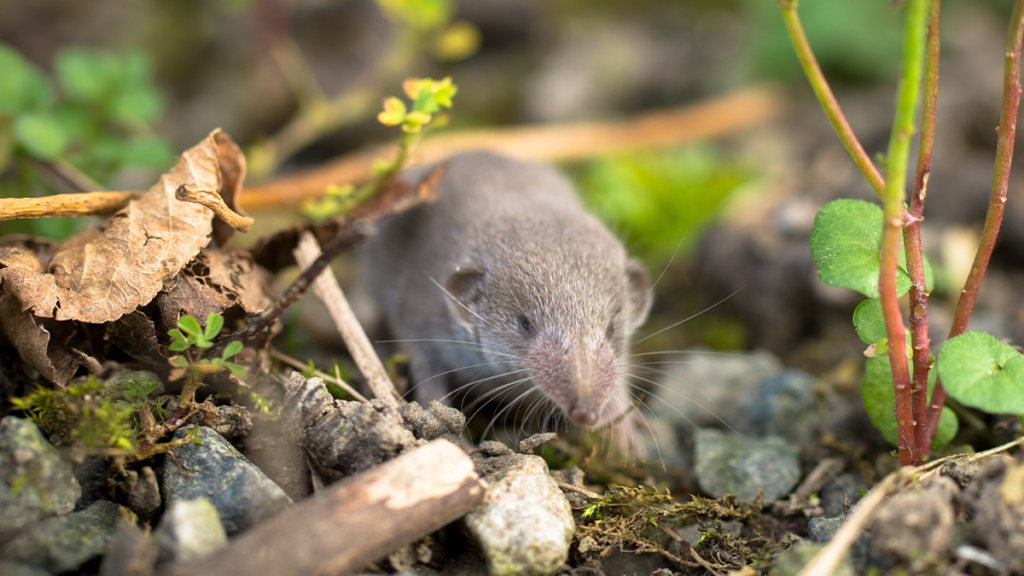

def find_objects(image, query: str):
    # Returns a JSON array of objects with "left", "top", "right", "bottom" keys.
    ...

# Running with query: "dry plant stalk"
[
  {"left": 0, "top": 191, "right": 142, "bottom": 221},
  {"left": 160, "top": 439, "right": 486, "bottom": 576},
  {"left": 175, "top": 185, "right": 253, "bottom": 232},
  {"left": 239, "top": 85, "right": 782, "bottom": 210},
  {"left": 293, "top": 230, "right": 400, "bottom": 408}
]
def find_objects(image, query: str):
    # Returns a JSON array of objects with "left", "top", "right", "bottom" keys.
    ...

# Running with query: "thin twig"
[
  {"left": 269, "top": 348, "right": 369, "bottom": 402},
  {"left": 556, "top": 482, "right": 604, "bottom": 501},
  {"left": 175, "top": 185, "right": 254, "bottom": 232},
  {"left": 208, "top": 223, "right": 372, "bottom": 359},
  {"left": 796, "top": 471, "right": 908, "bottom": 576},
  {"left": 800, "top": 435, "right": 1024, "bottom": 576},
  {"left": 0, "top": 191, "right": 143, "bottom": 221},
  {"left": 930, "top": 0, "right": 1024, "bottom": 437},
  {"left": 294, "top": 231, "right": 400, "bottom": 408},
  {"left": 909, "top": 0, "right": 941, "bottom": 455},
  {"left": 777, "top": 1, "right": 886, "bottom": 197}
]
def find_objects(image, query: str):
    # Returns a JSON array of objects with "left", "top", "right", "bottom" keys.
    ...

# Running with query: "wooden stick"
[
  {"left": 239, "top": 85, "right": 782, "bottom": 210},
  {"left": 293, "top": 231, "right": 401, "bottom": 409},
  {"left": 269, "top": 348, "right": 369, "bottom": 403},
  {"left": 160, "top": 439, "right": 486, "bottom": 576},
  {"left": 0, "top": 191, "right": 142, "bottom": 221},
  {"left": 796, "top": 472, "right": 905, "bottom": 576}
]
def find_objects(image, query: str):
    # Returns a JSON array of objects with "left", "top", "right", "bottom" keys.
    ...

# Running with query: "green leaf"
[
  {"left": 936, "top": 331, "right": 1024, "bottom": 414},
  {"left": 0, "top": 44, "right": 52, "bottom": 114},
  {"left": 222, "top": 340, "right": 243, "bottom": 360},
  {"left": 810, "top": 199, "right": 911, "bottom": 299},
  {"left": 169, "top": 355, "right": 189, "bottom": 368},
  {"left": 13, "top": 113, "right": 69, "bottom": 159},
  {"left": 204, "top": 313, "right": 224, "bottom": 341},
  {"left": 177, "top": 315, "right": 203, "bottom": 338},
  {"left": 168, "top": 329, "right": 190, "bottom": 351},
  {"left": 853, "top": 298, "right": 887, "bottom": 345},
  {"left": 109, "top": 84, "right": 163, "bottom": 126},
  {"left": 54, "top": 47, "right": 115, "bottom": 103},
  {"left": 377, "top": 97, "right": 407, "bottom": 127},
  {"left": 224, "top": 362, "right": 247, "bottom": 378},
  {"left": 861, "top": 355, "right": 957, "bottom": 449},
  {"left": 122, "top": 135, "right": 173, "bottom": 168}
]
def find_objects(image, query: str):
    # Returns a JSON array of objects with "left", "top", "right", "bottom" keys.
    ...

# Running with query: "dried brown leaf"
[
  {"left": 0, "top": 293, "right": 83, "bottom": 386},
  {"left": 156, "top": 248, "right": 271, "bottom": 328},
  {"left": 0, "top": 129, "right": 245, "bottom": 324}
]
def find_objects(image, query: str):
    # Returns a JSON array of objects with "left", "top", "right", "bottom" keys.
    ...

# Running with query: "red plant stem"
[
  {"left": 928, "top": 0, "right": 1024, "bottom": 438},
  {"left": 777, "top": 0, "right": 887, "bottom": 198},
  {"left": 907, "top": 0, "right": 941, "bottom": 456},
  {"left": 882, "top": 0, "right": 928, "bottom": 466}
]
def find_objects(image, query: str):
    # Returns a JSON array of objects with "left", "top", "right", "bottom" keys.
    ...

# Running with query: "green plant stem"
[
  {"left": 907, "top": 0, "right": 941, "bottom": 455},
  {"left": 881, "top": 0, "right": 928, "bottom": 466},
  {"left": 928, "top": 0, "right": 1024, "bottom": 439},
  {"left": 249, "top": 31, "right": 420, "bottom": 178},
  {"left": 777, "top": 0, "right": 886, "bottom": 197},
  {"left": 351, "top": 130, "right": 417, "bottom": 208}
]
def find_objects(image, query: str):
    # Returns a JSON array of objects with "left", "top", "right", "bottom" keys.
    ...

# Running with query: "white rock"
[{"left": 464, "top": 455, "right": 574, "bottom": 576}]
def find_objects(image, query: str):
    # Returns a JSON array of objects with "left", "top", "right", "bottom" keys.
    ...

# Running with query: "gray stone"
[
  {"left": 748, "top": 370, "right": 820, "bottom": 443},
  {"left": 807, "top": 515, "right": 871, "bottom": 572},
  {"left": 820, "top": 472, "right": 868, "bottom": 517},
  {"left": 162, "top": 425, "right": 292, "bottom": 534},
  {"left": 693, "top": 429, "right": 800, "bottom": 501},
  {"left": 0, "top": 500, "right": 123, "bottom": 572},
  {"left": 652, "top": 350, "right": 783, "bottom": 433},
  {"left": 72, "top": 458, "right": 107, "bottom": 511},
  {"left": 807, "top": 516, "right": 844, "bottom": 543},
  {"left": 98, "top": 522, "right": 158, "bottom": 576},
  {"left": 464, "top": 455, "right": 574, "bottom": 576},
  {"left": 0, "top": 416, "right": 81, "bottom": 545},
  {"left": 154, "top": 498, "right": 227, "bottom": 563}
]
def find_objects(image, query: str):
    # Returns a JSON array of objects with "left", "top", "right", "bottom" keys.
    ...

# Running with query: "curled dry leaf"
[
  {"left": 0, "top": 129, "right": 247, "bottom": 385},
  {"left": 156, "top": 248, "right": 272, "bottom": 328},
  {"left": 0, "top": 129, "right": 243, "bottom": 324}
]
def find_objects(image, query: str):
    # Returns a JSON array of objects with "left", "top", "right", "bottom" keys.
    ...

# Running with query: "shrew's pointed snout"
[{"left": 568, "top": 405, "right": 599, "bottom": 427}]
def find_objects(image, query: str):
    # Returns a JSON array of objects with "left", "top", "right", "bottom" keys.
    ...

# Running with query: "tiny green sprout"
[
  {"left": 167, "top": 312, "right": 247, "bottom": 410},
  {"left": 377, "top": 76, "right": 457, "bottom": 133},
  {"left": 581, "top": 497, "right": 609, "bottom": 520},
  {"left": 301, "top": 183, "right": 356, "bottom": 221}
]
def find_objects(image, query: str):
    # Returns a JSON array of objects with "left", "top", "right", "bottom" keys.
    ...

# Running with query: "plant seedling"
[
  {"left": 782, "top": 0, "right": 1024, "bottom": 464},
  {"left": 167, "top": 312, "right": 246, "bottom": 415}
]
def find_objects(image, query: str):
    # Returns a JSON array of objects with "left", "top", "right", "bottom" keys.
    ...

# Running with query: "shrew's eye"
[
  {"left": 606, "top": 321, "right": 616, "bottom": 340},
  {"left": 518, "top": 316, "right": 532, "bottom": 333}
]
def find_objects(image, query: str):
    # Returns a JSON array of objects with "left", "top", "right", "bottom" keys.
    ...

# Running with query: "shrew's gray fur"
[{"left": 361, "top": 152, "right": 652, "bottom": 429}]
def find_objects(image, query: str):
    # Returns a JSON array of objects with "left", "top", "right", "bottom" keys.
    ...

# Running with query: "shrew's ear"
[
  {"left": 445, "top": 264, "right": 486, "bottom": 331},
  {"left": 625, "top": 258, "right": 652, "bottom": 333}
]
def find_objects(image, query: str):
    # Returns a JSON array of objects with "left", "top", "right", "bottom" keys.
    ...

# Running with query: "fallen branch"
[
  {"left": 239, "top": 85, "right": 782, "bottom": 210},
  {"left": 160, "top": 439, "right": 486, "bottom": 576},
  {"left": 294, "top": 230, "right": 400, "bottom": 408}
]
